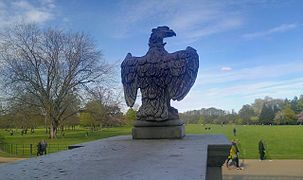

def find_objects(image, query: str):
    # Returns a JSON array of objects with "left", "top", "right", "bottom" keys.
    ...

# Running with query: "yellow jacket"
[{"left": 228, "top": 145, "right": 239, "bottom": 159}]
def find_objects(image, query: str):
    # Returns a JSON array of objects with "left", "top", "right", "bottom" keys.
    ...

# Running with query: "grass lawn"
[
  {"left": 0, "top": 127, "right": 131, "bottom": 145},
  {"left": 186, "top": 124, "right": 303, "bottom": 159},
  {"left": 1, "top": 124, "right": 303, "bottom": 159},
  {"left": 0, "top": 126, "right": 131, "bottom": 157}
]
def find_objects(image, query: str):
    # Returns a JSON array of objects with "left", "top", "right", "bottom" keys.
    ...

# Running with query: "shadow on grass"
[{"left": 224, "top": 175, "right": 303, "bottom": 180}]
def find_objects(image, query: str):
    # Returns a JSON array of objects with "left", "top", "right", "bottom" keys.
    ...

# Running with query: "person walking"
[
  {"left": 226, "top": 141, "right": 242, "bottom": 170},
  {"left": 258, "top": 139, "right": 266, "bottom": 160},
  {"left": 37, "top": 141, "right": 42, "bottom": 156},
  {"left": 233, "top": 127, "right": 237, "bottom": 136},
  {"left": 41, "top": 140, "right": 48, "bottom": 155}
]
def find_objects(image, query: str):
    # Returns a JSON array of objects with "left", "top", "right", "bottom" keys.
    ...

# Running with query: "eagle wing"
[
  {"left": 121, "top": 53, "right": 138, "bottom": 107},
  {"left": 165, "top": 47, "right": 199, "bottom": 101}
]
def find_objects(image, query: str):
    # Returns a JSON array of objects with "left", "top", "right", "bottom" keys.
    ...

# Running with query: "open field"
[
  {"left": 1, "top": 124, "right": 303, "bottom": 159},
  {"left": 187, "top": 124, "right": 303, "bottom": 159}
]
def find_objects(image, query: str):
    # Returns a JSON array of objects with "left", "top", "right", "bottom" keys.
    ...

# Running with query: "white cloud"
[
  {"left": 197, "top": 60, "right": 303, "bottom": 85},
  {"left": 203, "top": 77, "right": 303, "bottom": 98},
  {"left": 172, "top": 60, "right": 303, "bottom": 112},
  {"left": 221, "top": 67, "right": 232, "bottom": 71},
  {"left": 13, "top": 1, "right": 33, "bottom": 10},
  {"left": 0, "top": 0, "right": 56, "bottom": 28},
  {"left": 25, "top": 9, "right": 52, "bottom": 23},
  {"left": 242, "top": 23, "right": 298, "bottom": 39},
  {"left": 173, "top": 76, "right": 303, "bottom": 112}
]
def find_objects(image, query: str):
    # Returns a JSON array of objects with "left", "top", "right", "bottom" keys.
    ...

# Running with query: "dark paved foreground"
[{"left": 0, "top": 135, "right": 229, "bottom": 180}]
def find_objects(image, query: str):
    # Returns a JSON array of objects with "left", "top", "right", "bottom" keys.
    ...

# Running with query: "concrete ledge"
[
  {"left": 0, "top": 134, "right": 231, "bottom": 180},
  {"left": 206, "top": 144, "right": 232, "bottom": 180},
  {"left": 207, "top": 144, "right": 231, "bottom": 167},
  {"left": 132, "top": 125, "right": 185, "bottom": 139}
]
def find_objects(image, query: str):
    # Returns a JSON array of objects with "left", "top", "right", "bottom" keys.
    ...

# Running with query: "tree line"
[{"left": 181, "top": 96, "right": 303, "bottom": 125}]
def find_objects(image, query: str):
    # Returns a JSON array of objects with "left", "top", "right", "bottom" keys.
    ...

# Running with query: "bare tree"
[{"left": 0, "top": 24, "right": 113, "bottom": 138}]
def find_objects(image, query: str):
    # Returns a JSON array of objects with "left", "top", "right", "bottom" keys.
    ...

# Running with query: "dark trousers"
[
  {"left": 226, "top": 157, "right": 239, "bottom": 167},
  {"left": 233, "top": 157, "right": 239, "bottom": 167},
  {"left": 259, "top": 152, "right": 265, "bottom": 160}
]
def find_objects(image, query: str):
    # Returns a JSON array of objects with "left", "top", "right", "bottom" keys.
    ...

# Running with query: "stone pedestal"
[{"left": 132, "top": 119, "right": 185, "bottom": 139}]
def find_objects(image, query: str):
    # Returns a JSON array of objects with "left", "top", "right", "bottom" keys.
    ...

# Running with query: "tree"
[
  {"left": 251, "top": 98, "right": 265, "bottom": 116},
  {"left": 84, "top": 100, "right": 107, "bottom": 130},
  {"left": 238, "top": 104, "right": 255, "bottom": 124},
  {"left": 259, "top": 104, "right": 275, "bottom": 125},
  {"left": 250, "top": 116, "right": 259, "bottom": 125},
  {"left": 297, "top": 111, "right": 303, "bottom": 124},
  {"left": 282, "top": 105, "right": 297, "bottom": 125},
  {"left": 274, "top": 111, "right": 284, "bottom": 125},
  {"left": 80, "top": 87, "right": 124, "bottom": 129},
  {"left": 125, "top": 108, "right": 136, "bottom": 125},
  {"left": 0, "top": 24, "right": 113, "bottom": 138},
  {"left": 290, "top": 96, "right": 300, "bottom": 113}
]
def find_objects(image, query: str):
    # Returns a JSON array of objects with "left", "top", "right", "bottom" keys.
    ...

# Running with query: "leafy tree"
[
  {"left": 235, "top": 118, "right": 244, "bottom": 125},
  {"left": 84, "top": 100, "right": 107, "bottom": 130},
  {"left": 198, "top": 116, "right": 205, "bottom": 124},
  {"left": 251, "top": 98, "right": 265, "bottom": 116},
  {"left": 274, "top": 111, "right": 284, "bottom": 125},
  {"left": 282, "top": 104, "right": 297, "bottom": 125},
  {"left": 125, "top": 108, "right": 136, "bottom": 125},
  {"left": 239, "top": 104, "right": 255, "bottom": 124},
  {"left": 290, "top": 96, "right": 300, "bottom": 113},
  {"left": 297, "top": 111, "right": 303, "bottom": 124},
  {"left": 259, "top": 104, "right": 275, "bottom": 124},
  {"left": 250, "top": 116, "right": 259, "bottom": 125}
]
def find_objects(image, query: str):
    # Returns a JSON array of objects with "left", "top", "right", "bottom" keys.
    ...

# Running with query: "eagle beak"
[
  {"left": 171, "top": 30, "right": 176, "bottom": 36},
  {"left": 166, "top": 30, "right": 176, "bottom": 37}
]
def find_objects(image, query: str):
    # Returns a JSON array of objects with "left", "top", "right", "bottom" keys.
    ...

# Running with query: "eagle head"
[
  {"left": 149, "top": 26, "right": 176, "bottom": 48},
  {"left": 152, "top": 26, "right": 176, "bottom": 38}
]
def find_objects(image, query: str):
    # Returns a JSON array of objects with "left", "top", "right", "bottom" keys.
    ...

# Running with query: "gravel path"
[{"left": 223, "top": 159, "right": 303, "bottom": 180}]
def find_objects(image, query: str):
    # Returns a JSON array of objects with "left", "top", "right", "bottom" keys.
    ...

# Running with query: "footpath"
[
  {"left": 0, "top": 157, "right": 26, "bottom": 163},
  {"left": 223, "top": 159, "right": 303, "bottom": 180}
]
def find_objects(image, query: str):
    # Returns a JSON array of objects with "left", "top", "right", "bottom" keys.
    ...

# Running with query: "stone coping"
[{"left": 0, "top": 134, "right": 230, "bottom": 180}]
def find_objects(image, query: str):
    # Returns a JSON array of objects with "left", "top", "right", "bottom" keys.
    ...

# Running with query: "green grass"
[
  {"left": 0, "top": 127, "right": 131, "bottom": 157},
  {"left": 1, "top": 124, "right": 303, "bottom": 159},
  {"left": 0, "top": 127, "right": 131, "bottom": 145},
  {"left": 186, "top": 124, "right": 303, "bottom": 159}
]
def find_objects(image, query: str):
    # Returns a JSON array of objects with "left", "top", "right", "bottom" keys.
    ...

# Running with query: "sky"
[{"left": 0, "top": 0, "right": 303, "bottom": 112}]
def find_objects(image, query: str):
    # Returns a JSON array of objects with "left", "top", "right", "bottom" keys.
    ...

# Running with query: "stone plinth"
[
  {"left": 132, "top": 119, "right": 185, "bottom": 139},
  {"left": 132, "top": 124, "right": 185, "bottom": 139},
  {"left": 0, "top": 135, "right": 231, "bottom": 180}
]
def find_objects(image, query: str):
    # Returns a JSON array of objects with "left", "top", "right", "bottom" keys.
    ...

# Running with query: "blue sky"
[{"left": 0, "top": 0, "right": 303, "bottom": 112}]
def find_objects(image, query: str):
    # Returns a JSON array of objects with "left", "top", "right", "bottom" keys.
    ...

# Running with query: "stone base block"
[{"left": 132, "top": 125, "right": 185, "bottom": 139}]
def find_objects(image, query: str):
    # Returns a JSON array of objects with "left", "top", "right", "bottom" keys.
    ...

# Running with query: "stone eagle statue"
[{"left": 121, "top": 26, "right": 199, "bottom": 122}]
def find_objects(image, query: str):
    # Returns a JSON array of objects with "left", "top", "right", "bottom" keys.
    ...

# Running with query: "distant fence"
[{"left": 0, "top": 143, "right": 68, "bottom": 157}]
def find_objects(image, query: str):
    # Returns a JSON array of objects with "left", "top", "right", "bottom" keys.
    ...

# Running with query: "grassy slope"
[{"left": 1, "top": 125, "right": 303, "bottom": 159}]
